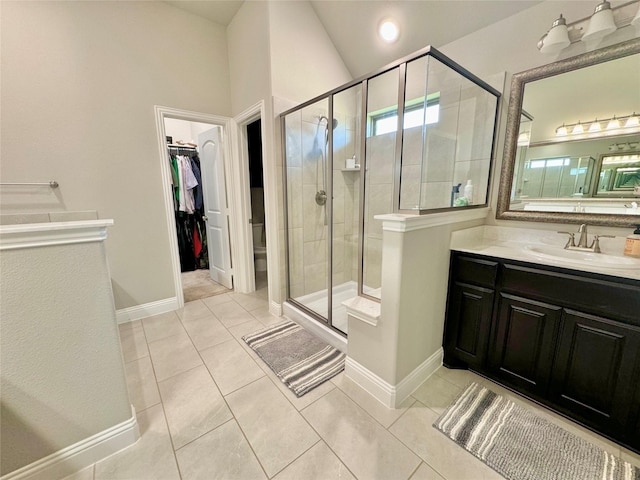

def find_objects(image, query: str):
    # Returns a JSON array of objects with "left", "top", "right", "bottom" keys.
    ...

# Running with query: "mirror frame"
[{"left": 496, "top": 37, "right": 640, "bottom": 227}]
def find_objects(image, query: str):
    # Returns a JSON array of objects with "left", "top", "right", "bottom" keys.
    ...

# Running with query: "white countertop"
[{"left": 450, "top": 225, "right": 640, "bottom": 281}]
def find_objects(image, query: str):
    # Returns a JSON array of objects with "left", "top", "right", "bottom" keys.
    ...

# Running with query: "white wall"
[
  {"left": 268, "top": 1, "right": 352, "bottom": 105},
  {"left": 164, "top": 119, "right": 216, "bottom": 145},
  {"left": 1, "top": 234, "right": 133, "bottom": 475},
  {"left": 227, "top": 1, "right": 273, "bottom": 116},
  {"left": 0, "top": 1, "right": 232, "bottom": 309}
]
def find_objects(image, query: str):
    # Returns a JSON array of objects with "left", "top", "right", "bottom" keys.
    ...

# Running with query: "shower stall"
[{"left": 282, "top": 46, "right": 500, "bottom": 336}]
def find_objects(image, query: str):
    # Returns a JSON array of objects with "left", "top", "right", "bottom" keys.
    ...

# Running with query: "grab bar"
[{"left": 0, "top": 181, "right": 59, "bottom": 188}]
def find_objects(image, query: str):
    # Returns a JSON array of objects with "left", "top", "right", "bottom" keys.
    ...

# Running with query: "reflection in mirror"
[
  {"left": 497, "top": 38, "right": 640, "bottom": 226},
  {"left": 598, "top": 152, "right": 640, "bottom": 194}
]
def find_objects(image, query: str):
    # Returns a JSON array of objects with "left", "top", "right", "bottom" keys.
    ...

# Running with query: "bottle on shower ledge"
[
  {"left": 451, "top": 183, "right": 462, "bottom": 207},
  {"left": 463, "top": 180, "right": 473, "bottom": 205}
]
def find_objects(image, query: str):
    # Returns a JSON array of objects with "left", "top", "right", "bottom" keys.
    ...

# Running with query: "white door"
[{"left": 198, "top": 127, "right": 233, "bottom": 289}]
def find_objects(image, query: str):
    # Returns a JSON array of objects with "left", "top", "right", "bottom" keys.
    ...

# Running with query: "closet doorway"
[{"left": 164, "top": 116, "right": 233, "bottom": 302}]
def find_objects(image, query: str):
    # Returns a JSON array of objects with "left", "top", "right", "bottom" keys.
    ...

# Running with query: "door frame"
[
  {"left": 233, "top": 100, "right": 280, "bottom": 314},
  {"left": 154, "top": 105, "right": 239, "bottom": 308}
]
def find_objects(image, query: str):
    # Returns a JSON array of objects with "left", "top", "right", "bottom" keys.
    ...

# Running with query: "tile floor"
[{"left": 66, "top": 286, "right": 640, "bottom": 480}]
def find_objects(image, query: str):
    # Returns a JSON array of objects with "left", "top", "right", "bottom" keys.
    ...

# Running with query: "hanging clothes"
[{"left": 168, "top": 146, "right": 209, "bottom": 272}]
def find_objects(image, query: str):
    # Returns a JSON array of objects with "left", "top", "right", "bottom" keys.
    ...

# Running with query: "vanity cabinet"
[
  {"left": 444, "top": 256, "right": 497, "bottom": 369},
  {"left": 489, "top": 293, "right": 561, "bottom": 396},
  {"left": 549, "top": 310, "right": 640, "bottom": 440},
  {"left": 443, "top": 251, "right": 640, "bottom": 453}
]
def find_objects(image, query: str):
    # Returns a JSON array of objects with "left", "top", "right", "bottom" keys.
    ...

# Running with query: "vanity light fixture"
[
  {"left": 556, "top": 124, "right": 568, "bottom": 136},
  {"left": 539, "top": 14, "right": 571, "bottom": 54},
  {"left": 606, "top": 116, "right": 621, "bottom": 130},
  {"left": 582, "top": 1, "right": 617, "bottom": 43},
  {"left": 379, "top": 19, "right": 400, "bottom": 43},
  {"left": 588, "top": 119, "right": 602, "bottom": 133},
  {"left": 625, "top": 112, "right": 640, "bottom": 128},
  {"left": 555, "top": 113, "right": 640, "bottom": 139},
  {"left": 537, "top": 0, "right": 639, "bottom": 54},
  {"left": 572, "top": 122, "right": 585, "bottom": 135},
  {"left": 609, "top": 142, "right": 640, "bottom": 151}
]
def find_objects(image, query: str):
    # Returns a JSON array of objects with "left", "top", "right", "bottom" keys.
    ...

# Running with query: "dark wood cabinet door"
[
  {"left": 489, "top": 293, "right": 561, "bottom": 396},
  {"left": 444, "top": 282, "right": 494, "bottom": 369},
  {"left": 550, "top": 309, "right": 640, "bottom": 437}
]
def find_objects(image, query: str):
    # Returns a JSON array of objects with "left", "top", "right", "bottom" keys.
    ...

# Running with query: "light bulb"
[
  {"left": 556, "top": 124, "right": 568, "bottom": 136},
  {"left": 624, "top": 114, "right": 639, "bottom": 128},
  {"left": 539, "top": 14, "right": 571, "bottom": 54},
  {"left": 582, "top": 1, "right": 617, "bottom": 43},
  {"left": 606, "top": 117, "right": 620, "bottom": 130},
  {"left": 571, "top": 123, "right": 584, "bottom": 135},
  {"left": 379, "top": 19, "right": 399, "bottom": 43},
  {"left": 588, "top": 120, "right": 601, "bottom": 133}
]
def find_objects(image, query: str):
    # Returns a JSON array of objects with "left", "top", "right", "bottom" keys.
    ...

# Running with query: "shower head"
[{"left": 318, "top": 116, "right": 338, "bottom": 130}]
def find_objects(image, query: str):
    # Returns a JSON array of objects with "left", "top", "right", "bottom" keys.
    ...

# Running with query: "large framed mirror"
[{"left": 497, "top": 37, "right": 640, "bottom": 227}]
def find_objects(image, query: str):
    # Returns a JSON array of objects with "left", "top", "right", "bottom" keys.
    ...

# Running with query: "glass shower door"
[
  {"left": 284, "top": 99, "right": 330, "bottom": 321},
  {"left": 331, "top": 84, "right": 361, "bottom": 334}
]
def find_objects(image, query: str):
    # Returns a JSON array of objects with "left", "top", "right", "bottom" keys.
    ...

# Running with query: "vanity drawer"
[
  {"left": 452, "top": 255, "right": 498, "bottom": 288},
  {"left": 501, "top": 263, "right": 640, "bottom": 325}
]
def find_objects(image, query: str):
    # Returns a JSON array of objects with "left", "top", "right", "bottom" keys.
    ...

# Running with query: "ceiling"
[{"left": 164, "top": 0, "right": 542, "bottom": 77}]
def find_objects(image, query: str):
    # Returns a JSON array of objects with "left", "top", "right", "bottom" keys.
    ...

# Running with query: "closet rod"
[
  {"left": 168, "top": 144, "right": 197, "bottom": 149},
  {"left": 0, "top": 181, "right": 59, "bottom": 188}
]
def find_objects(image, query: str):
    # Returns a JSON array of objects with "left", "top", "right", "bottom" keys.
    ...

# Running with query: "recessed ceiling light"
[{"left": 379, "top": 19, "right": 399, "bottom": 43}]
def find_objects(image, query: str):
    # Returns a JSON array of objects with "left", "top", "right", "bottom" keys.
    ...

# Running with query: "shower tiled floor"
[{"left": 67, "top": 286, "right": 640, "bottom": 480}]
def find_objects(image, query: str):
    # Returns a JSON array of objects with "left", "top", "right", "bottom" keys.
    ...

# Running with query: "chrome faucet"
[
  {"left": 577, "top": 224, "right": 589, "bottom": 248},
  {"left": 558, "top": 224, "right": 615, "bottom": 253}
]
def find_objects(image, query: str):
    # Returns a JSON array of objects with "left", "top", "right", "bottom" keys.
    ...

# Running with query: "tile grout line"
[
  {"left": 176, "top": 301, "right": 272, "bottom": 480},
  {"left": 140, "top": 318, "right": 185, "bottom": 480},
  {"left": 220, "top": 309, "right": 358, "bottom": 479},
  {"left": 384, "top": 398, "right": 451, "bottom": 480}
]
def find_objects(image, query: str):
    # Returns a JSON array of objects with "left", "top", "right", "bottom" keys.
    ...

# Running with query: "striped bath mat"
[
  {"left": 434, "top": 382, "right": 640, "bottom": 480},
  {"left": 243, "top": 320, "right": 345, "bottom": 397}
]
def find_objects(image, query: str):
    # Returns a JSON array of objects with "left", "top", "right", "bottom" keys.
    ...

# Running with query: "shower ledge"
[
  {"left": 376, "top": 207, "right": 489, "bottom": 233},
  {"left": 343, "top": 296, "right": 380, "bottom": 327}
]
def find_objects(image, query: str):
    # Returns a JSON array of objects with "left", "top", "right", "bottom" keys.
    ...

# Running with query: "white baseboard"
[
  {"left": 269, "top": 300, "right": 282, "bottom": 317},
  {"left": 345, "top": 348, "right": 443, "bottom": 408},
  {"left": 395, "top": 347, "right": 443, "bottom": 405},
  {"left": 2, "top": 406, "right": 139, "bottom": 480},
  {"left": 345, "top": 357, "right": 396, "bottom": 408},
  {"left": 116, "top": 297, "right": 179, "bottom": 324}
]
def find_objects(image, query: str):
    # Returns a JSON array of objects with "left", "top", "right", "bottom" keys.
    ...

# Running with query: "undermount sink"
[{"left": 523, "top": 245, "right": 640, "bottom": 270}]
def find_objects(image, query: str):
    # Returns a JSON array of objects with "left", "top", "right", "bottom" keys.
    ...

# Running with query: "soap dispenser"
[{"left": 623, "top": 225, "right": 640, "bottom": 258}]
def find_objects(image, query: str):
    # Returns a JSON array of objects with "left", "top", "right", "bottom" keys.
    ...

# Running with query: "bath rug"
[
  {"left": 434, "top": 382, "right": 640, "bottom": 480},
  {"left": 243, "top": 320, "right": 345, "bottom": 397}
]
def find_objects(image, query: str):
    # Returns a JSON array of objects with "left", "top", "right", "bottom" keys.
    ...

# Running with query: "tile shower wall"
[
  {"left": 285, "top": 106, "right": 360, "bottom": 299},
  {"left": 363, "top": 132, "right": 395, "bottom": 293},
  {"left": 402, "top": 85, "right": 494, "bottom": 209}
]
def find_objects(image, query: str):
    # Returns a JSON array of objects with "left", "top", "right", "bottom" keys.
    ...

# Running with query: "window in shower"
[{"left": 370, "top": 94, "right": 440, "bottom": 136}]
